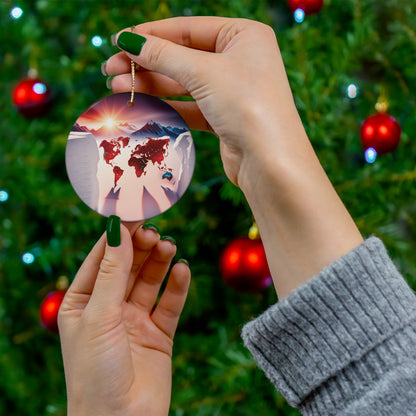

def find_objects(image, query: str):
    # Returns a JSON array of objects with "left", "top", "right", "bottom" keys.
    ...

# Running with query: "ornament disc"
[{"left": 66, "top": 93, "right": 195, "bottom": 221}]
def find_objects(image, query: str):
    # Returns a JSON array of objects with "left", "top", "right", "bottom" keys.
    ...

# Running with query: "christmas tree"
[{"left": 1, "top": 0, "right": 416, "bottom": 414}]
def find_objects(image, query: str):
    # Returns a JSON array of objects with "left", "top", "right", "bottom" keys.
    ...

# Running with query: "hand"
[
  {"left": 105, "top": 17, "right": 363, "bottom": 299},
  {"left": 58, "top": 220, "right": 190, "bottom": 416},
  {"left": 104, "top": 17, "right": 300, "bottom": 186}
]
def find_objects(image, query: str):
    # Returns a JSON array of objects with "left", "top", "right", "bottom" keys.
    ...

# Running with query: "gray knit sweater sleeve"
[{"left": 241, "top": 237, "right": 416, "bottom": 415}]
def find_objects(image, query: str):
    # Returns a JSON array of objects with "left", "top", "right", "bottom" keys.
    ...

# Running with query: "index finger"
[{"left": 122, "top": 16, "right": 232, "bottom": 52}]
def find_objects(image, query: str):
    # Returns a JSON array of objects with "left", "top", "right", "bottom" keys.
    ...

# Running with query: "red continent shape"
[
  {"left": 100, "top": 139, "right": 121, "bottom": 165},
  {"left": 128, "top": 137, "right": 169, "bottom": 178},
  {"left": 113, "top": 165, "right": 124, "bottom": 186},
  {"left": 120, "top": 136, "right": 130, "bottom": 148}
]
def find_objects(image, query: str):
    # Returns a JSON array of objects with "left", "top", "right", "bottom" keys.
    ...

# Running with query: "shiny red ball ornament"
[
  {"left": 287, "top": 0, "right": 324, "bottom": 15},
  {"left": 13, "top": 77, "right": 52, "bottom": 118},
  {"left": 360, "top": 113, "right": 401, "bottom": 155},
  {"left": 40, "top": 290, "right": 66, "bottom": 333},
  {"left": 220, "top": 237, "right": 272, "bottom": 293}
]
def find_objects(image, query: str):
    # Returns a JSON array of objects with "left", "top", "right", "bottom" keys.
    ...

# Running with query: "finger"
[
  {"left": 128, "top": 238, "right": 177, "bottom": 313},
  {"left": 115, "top": 29, "right": 211, "bottom": 92},
  {"left": 151, "top": 261, "right": 191, "bottom": 339},
  {"left": 111, "top": 72, "right": 189, "bottom": 97},
  {"left": 132, "top": 16, "right": 233, "bottom": 52},
  {"left": 88, "top": 222, "right": 133, "bottom": 309},
  {"left": 166, "top": 100, "right": 213, "bottom": 133},
  {"left": 122, "top": 220, "right": 143, "bottom": 236},
  {"left": 111, "top": 75, "right": 211, "bottom": 132},
  {"left": 104, "top": 51, "right": 137, "bottom": 75},
  {"left": 62, "top": 232, "right": 107, "bottom": 303},
  {"left": 124, "top": 225, "right": 161, "bottom": 299}
]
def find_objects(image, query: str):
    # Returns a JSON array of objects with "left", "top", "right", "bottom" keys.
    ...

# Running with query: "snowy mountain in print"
[
  {"left": 132, "top": 120, "right": 187, "bottom": 139},
  {"left": 89, "top": 124, "right": 128, "bottom": 138},
  {"left": 72, "top": 122, "right": 90, "bottom": 133}
]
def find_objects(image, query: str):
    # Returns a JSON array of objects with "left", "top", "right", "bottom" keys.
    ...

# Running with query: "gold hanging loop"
[{"left": 127, "top": 25, "right": 137, "bottom": 107}]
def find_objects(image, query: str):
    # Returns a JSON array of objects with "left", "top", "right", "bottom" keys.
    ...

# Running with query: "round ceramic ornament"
[{"left": 66, "top": 92, "right": 195, "bottom": 221}]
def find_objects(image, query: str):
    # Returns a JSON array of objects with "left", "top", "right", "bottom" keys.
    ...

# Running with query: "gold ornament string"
[{"left": 127, "top": 25, "right": 136, "bottom": 107}]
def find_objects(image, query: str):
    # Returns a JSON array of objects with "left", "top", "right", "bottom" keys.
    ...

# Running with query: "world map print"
[{"left": 65, "top": 93, "right": 195, "bottom": 221}]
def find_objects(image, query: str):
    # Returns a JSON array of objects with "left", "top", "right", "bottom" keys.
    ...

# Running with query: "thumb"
[
  {"left": 116, "top": 31, "right": 208, "bottom": 92},
  {"left": 88, "top": 216, "right": 133, "bottom": 310}
]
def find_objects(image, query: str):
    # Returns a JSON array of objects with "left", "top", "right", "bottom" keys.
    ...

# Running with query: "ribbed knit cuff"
[{"left": 241, "top": 237, "right": 416, "bottom": 413}]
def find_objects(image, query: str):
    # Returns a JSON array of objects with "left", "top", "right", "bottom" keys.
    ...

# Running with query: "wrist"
[
  {"left": 236, "top": 115, "right": 363, "bottom": 298},
  {"left": 237, "top": 107, "right": 310, "bottom": 194}
]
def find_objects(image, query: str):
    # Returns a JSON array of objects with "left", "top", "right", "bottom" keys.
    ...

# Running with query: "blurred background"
[{"left": 1, "top": 0, "right": 416, "bottom": 414}]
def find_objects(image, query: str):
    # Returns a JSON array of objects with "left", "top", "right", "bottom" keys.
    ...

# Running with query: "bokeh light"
[
  {"left": 0, "top": 190, "right": 8, "bottom": 202},
  {"left": 22, "top": 252, "right": 35, "bottom": 264},
  {"left": 294, "top": 9, "right": 305, "bottom": 23},
  {"left": 365, "top": 147, "right": 377, "bottom": 164},
  {"left": 10, "top": 7, "right": 23, "bottom": 19},
  {"left": 91, "top": 35, "right": 103, "bottom": 47},
  {"left": 347, "top": 83, "right": 358, "bottom": 99},
  {"left": 33, "top": 82, "right": 47, "bottom": 95}
]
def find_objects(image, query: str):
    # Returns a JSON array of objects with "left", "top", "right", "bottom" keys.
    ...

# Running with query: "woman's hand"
[
  {"left": 104, "top": 17, "right": 301, "bottom": 186},
  {"left": 58, "top": 219, "right": 190, "bottom": 416},
  {"left": 105, "top": 17, "right": 362, "bottom": 299}
]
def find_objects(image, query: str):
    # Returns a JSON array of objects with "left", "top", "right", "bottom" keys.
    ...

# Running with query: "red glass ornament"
[
  {"left": 12, "top": 77, "right": 52, "bottom": 118},
  {"left": 360, "top": 113, "right": 401, "bottom": 155},
  {"left": 220, "top": 237, "right": 272, "bottom": 293},
  {"left": 40, "top": 290, "right": 66, "bottom": 333},
  {"left": 287, "top": 0, "right": 324, "bottom": 14}
]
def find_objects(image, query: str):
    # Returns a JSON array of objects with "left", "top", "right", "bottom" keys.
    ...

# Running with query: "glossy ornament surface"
[
  {"left": 13, "top": 77, "right": 52, "bottom": 118},
  {"left": 220, "top": 237, "right": 272, "bottom": 293},
  {"left": 40, "top": 290, "right": 66, "bottom": 333},
  {"left": 360, "top": 113, "right": 401, "bottom": 154},
  {"left": 287, "top": 0, "right": 324, "bottom": 15},
  {"left": 66, "top": 92, "right": 195, "bottom": 221}
]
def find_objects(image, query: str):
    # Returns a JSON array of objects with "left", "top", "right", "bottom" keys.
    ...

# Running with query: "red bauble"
[
  {"left": 13, "top": 77, "right": 52, "bottom": 118},
  {"left": 360, "top": 113, "right": 401, "bottom": 154},
  {"left": 220, "top": 237, "right": 272, "bottom": 293},
  {"left": 287, "top": 0, "right": 324, "bottom": 14},
  {"left": 40, "top": 290, "right": 66, "bottom": 333}
]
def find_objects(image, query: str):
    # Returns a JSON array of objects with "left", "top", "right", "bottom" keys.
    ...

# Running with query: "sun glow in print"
[
  {"left": 65, "top": 92, "right": 196, "bottom": 222},
  {"left": 104, "top": 118, "right": 115, "bottom": 128}
]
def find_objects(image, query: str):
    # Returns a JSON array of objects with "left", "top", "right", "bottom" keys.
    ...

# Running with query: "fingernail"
[
  {"left": 178, "top": 258, "right": 189, "bottom": 266},
  {"left": 107, "top": 215, "right": 121, "bottom": 247},
  {"left": 117, "top": 32, "right": 147, "bottom": 55},
  {"left": 111, "top": 33, "right": 118, "bottom": 46},
  {"left": 100, "top": 60, "right": 108, "bottom": 76},
  {"left": 161, "top": 235, "right": 176, "bottom": 245},
  {"left": 106, "top": 76, "right": 114, "bottom": 90},
  {"left": 142, "top": 223, "right": 159, "bottom": 233}
]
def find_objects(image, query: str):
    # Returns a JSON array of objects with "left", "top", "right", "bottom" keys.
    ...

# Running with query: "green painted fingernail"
[
  {"left": 100, "top": 60, "right": 108, "bottom": 76},
  {"left": 161, "top": 235, "right": 176, "bottom": 245},
  {"left": 106, "top": 76, "right": 114, "bottom": 90},
  {"left": 117, "top": 32, "right": 147, "bottom": 55},
  {"left": 107, "top": 215, "right": 121, "bottom": 247},
  {"left": 178, "top": 258, "right": 189, "bottom": 266},
  {"left": 142, "top": 223, "right": 159, "bottom": 233}
]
